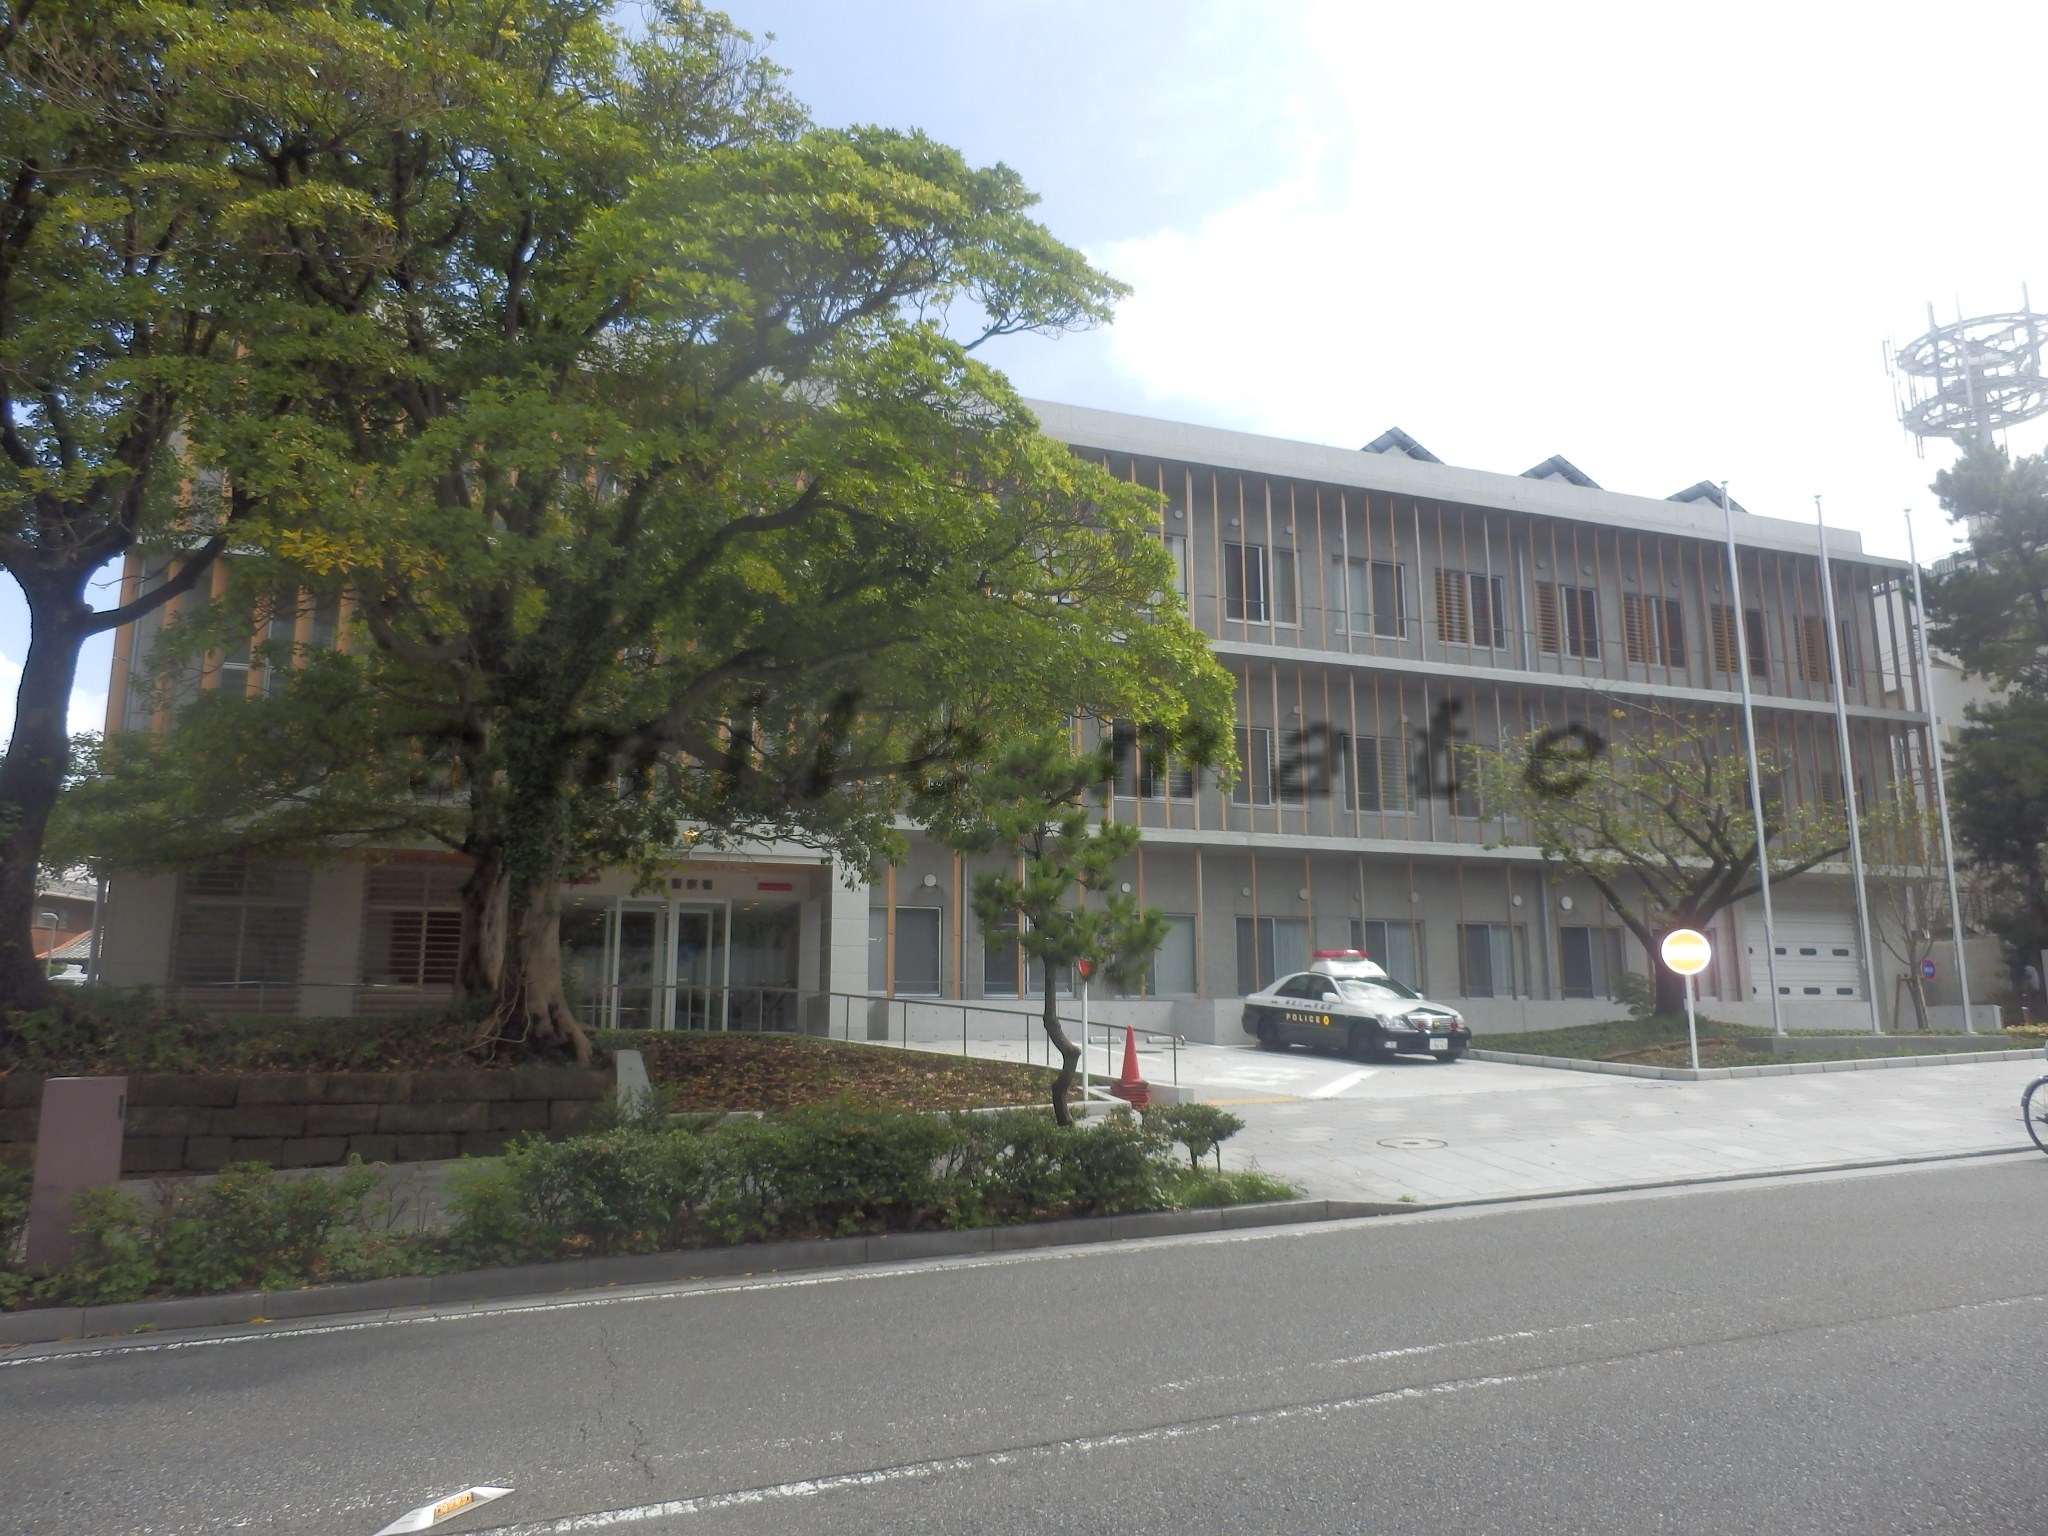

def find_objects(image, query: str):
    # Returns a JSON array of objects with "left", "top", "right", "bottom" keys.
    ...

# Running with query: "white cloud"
[{"left": 1073, "top": 0, "right": 2048, "bottom": 561}]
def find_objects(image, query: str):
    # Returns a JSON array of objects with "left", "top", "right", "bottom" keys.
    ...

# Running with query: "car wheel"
[
  {"left": 1255, "top": 1018, "right": 1284, "bottom": 1051},
  {"left": 1437, "top": 1046, "right": 1465, "bottom": 1063},
  {"left": 1346, "top": 1022, "right": 1377, "bottom": 1060}
]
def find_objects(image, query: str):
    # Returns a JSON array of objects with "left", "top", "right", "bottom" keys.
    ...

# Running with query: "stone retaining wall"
[{"left": 0, "top": 1067, "right": 615, "bottom": 1174}]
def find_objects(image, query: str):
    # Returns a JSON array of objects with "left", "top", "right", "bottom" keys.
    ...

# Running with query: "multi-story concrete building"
[{"left": 92, "top": 403, "right": 1948, "bottom": 1041}]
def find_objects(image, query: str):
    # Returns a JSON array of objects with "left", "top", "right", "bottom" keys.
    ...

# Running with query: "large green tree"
[
  {"left": 1474, "top": 703, "right": 1850, "bottom": 1016},
  {"left": 59, "top": 1, "right": 1233, "bottom": 1060},
  {"left": 0, "top": 0, "right": 301, "bottom": 1014},
  {"left": 1924, "top": 442, "right": 2048, "bottom": 962}
]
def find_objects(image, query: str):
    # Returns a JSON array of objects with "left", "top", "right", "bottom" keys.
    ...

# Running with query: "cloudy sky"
[{"left": 11, "top": 0, "right": 2048, "bottom": 742}]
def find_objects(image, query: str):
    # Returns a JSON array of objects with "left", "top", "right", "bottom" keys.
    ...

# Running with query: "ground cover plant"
[
  {"left": 0, "top": 995, "right": 505, "bottom": 1077},
  {"left": 607, "top": 1031, "right": 1059, "bottom": 1114},
  {"left": 4, "top": 1107, "right": 1297, "bottom": 1310},
  {"left": 1480, "top": 1015, "right": 2036, "bottom": 1069}
]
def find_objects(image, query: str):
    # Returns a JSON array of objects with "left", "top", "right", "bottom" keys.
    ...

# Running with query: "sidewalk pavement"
[
  {"left": 889, "top": 1027, "right": 2047, "bottom": 1206},
  {"left": 1219, "top": 1053, "right": 2046, "bottom": 1205}
]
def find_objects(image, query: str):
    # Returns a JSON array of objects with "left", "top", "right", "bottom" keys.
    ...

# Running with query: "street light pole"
[
  {"left": 1905, "top": 509, "right": 1977, "bottom": 1033},
  {"left": 1724, "top": 486, "right": 1785, "bottom": 1035},
  {"left": 1814, "top": 495, "right": 1884, "bottom": 1034}
]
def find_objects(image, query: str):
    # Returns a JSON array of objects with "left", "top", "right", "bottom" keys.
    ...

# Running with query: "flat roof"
[{"left": 1027, "top": 400, "right": 1898, "bottom": 569}]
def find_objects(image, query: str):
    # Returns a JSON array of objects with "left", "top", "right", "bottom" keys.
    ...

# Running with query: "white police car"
[{"left": 1241, "top": 950, "right": 1471, "bottom": 1062}]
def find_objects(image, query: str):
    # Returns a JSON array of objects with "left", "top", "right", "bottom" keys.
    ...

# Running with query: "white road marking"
[
  {"left": 1306, "top": 1068, "right": 1376, "bottom": 1099},
  {"left": 459, "top": 1371, "right": 1537, "bottom": 1533}
]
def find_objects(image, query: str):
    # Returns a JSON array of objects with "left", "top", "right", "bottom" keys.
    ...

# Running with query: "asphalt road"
[{"left": 4, "top": 1156, "right": 2046, "bottom": 1535}]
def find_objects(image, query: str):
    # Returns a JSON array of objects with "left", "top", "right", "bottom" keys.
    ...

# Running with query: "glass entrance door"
[
  {"left": 614, "top": 904, "right": 663, "bottom": 1031},
  {"left": 672, "top": 905, "right": 726, "bottom": 1029}
]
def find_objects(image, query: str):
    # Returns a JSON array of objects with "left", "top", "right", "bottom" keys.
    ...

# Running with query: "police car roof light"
[{"left": 1309, "top": 949, "right": 1387, "bottom": 979}]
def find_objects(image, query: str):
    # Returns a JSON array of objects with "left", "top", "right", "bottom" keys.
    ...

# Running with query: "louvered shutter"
[{"left": 1435, "top": 568, "right": 1470, "bottom": 644}]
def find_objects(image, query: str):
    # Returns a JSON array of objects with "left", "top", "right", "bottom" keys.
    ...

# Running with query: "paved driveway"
[{"left": 1221, "top": 1050, "right": 2045, "bottom": 1204}]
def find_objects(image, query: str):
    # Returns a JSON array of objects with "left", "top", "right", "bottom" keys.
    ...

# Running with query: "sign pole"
[
  {"left": 1079, "top": 966, "right": 1091, "bottom": 1105},
  {"left": 1661, "top": 927, "right": 1712, "bottom": 1073},
  {"left": 1686, "top": 971, "right": 1699, "bottom": 1072}
]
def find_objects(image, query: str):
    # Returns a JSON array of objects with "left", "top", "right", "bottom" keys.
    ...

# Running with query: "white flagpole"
[
  {"left": 1905, "top": 509, "right": 1976, "bottom": 1032},
  {"left": 1815, "top": 495, "right": 1884, "bottom": 1033},
  {"left": 1724, "top": 486, "right": 1784, "bottom": 1035}
]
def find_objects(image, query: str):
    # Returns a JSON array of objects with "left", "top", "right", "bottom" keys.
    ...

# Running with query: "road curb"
[
  {"left": 1401, "top": 1142, "right": 2038, "bottom": 1212},
  {"left": 0, "top": 1197, "right": 1405, "bottom": 1347},
  {"left": 1469, "top": 1045, "right": 2035, "bottom": 1080}
]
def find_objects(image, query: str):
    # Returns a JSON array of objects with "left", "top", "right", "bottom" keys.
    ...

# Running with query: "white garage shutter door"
[{"left": 1749, "top": 914, "right": 1862, "bottom": 1000}]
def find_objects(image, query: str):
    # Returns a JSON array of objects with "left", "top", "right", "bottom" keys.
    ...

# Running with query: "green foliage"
[
  {"left": 54, "top": 0, "right": 1234, "bottom": 1060},
  {"left": 1613, "top": 971, "right": 1657, "bottom": 1022},
  {"left": 927, "top": 735, "right": 1211, "bottom": 1121},
  {"left": 1141, "top": 1103, "right": 1247, "bottom": 1169},
  {"left": 1165, "top": 1168, "right": 1301, "bottom": 1208},
  {"left": 1473, "top": 701, "right": 1849, "bottom": 1008},
  {"left": 451, "top": 1106, "right": 1180, "bottom": 1257},
  {"left": 0, "top": 1162, "right": 30, "bottom": 1307},
  {"left": 7, "top": 1107, "right": 1295, "bottom": 1310},
  {"left": 50, "top": 1160, "right": 386, "bottom": 1303},
  {"left": 1925, "top": 444, "right": 2048, "bottom": 961},
  {"left": 0, "top": 995, "right": 498, "bottom": 1074}
]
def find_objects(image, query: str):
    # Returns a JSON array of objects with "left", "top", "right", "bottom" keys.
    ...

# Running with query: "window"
[
  {"left": 1325, "top": 557, "right": 1406, "bottom": 638},
  {"left": 1224, "top": 542, "right": 1296, "bottom": 624},
  {"left": 361, "top": 864, "right": 466, "bottom": 992},
  {"left": 1161, "top": 533, "right": 1189, "bottom": 595},
  {"left": 1799, "top": 615, "right": 1831, "bottom": 684},
  {"left": 1148, "top": 915, "right": 1198, "bottom": 995},
  {"left": 1236, "top": 916, "right": 1309, "bottom": 993},
  {"left": 1797, "top": 615, "right": 1861, "bottom": 688},
  {"left": 1621, "top": 594, "right": 1687, "bottom": 667},
  {"left": 1435, "top": 569, "right": 1506, "bottom": 648},
  {"left": 171, "top": 860, "right": 309, "bottom": 1011},
  {"left": 1112, "top": 721, "right": 1195, "bottom": 800},
  {"left": 1559, "top": 925, "right": 1625, "bottom": 1000},
  {"left": 1232, "top": 725, "right": 1275, "bottom": 805},
  {"left": 1351, "top": 735, "right": 1410, "bottom": 813},
  {"left": 869, "top": 906, "right": 942, "bottom": 995},
  {"left": 1458, "top": 921, "right": 1526, "bottom": 998},
  {"left": 1535, "top": 583, "right": 1600, "bottom": 658},
  {"left": 1709, "top": 605, "right": 1769, "bottom": 678},
  {"left": 1355, "top": 919, "right": 1424, "bottom": 992}
]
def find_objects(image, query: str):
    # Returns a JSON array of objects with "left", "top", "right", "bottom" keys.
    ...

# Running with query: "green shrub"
[
  {"left": 58, "top": 1187, "right": 159, "bottom": 1304},
  {"left": 151, "top": 1160, "right": 384, "bottom": 1293},
  {"left": 500, "top": 1122, "right": 715, "bottom": 1257},
  {"left": 703, "top": 1108, "right": 954, "bottom": 1243},
  {"left": 1142, "top": 1103, "right": 1246, "bottom": 1170},
  {"left": 1614, "top": 972, "right": 1656, "bottom": 1022}
]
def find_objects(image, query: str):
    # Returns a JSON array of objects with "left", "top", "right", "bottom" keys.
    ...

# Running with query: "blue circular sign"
[{"left": 1919, "top": 959, "right": 1937, "bottom": 981}]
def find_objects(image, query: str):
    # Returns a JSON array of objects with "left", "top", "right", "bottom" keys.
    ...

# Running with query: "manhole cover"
[{"left": 1377, "top": 1136, "right": 1446, "bottom": 1150}]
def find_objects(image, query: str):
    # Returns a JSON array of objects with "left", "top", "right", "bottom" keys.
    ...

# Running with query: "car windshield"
[{"left": 1335, "top": 977, "right": 1421, "bottom": 1002}]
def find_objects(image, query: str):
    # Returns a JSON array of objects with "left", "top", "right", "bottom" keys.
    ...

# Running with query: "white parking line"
[{"left": 1306, "top": 1069, "right": 1375, "bottom": 1099}]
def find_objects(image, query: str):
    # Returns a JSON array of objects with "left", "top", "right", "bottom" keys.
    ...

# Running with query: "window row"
[
  {"left": 873, "top": 907, "right": 1629, "bottom": 1002},
  {"left": 1203, "top": 540, "right": 1863, "bottom": 684}
]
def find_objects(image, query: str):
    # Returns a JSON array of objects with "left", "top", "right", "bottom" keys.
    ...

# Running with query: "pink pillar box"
[{"left": 25, "top": 1076, "right": 128, "bottom": 1270}]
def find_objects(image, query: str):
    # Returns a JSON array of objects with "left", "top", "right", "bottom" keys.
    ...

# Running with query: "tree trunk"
[
  {"left": 0, "top": 613, "right": 88, "bottom": 1019},
  {"left": 1653, "top": 954, "right": 1687, "bottom": 1019},
  {"left": 1907, "top": 971, "right": 1930, "bottom": 1031},
  {"left": 470, "top": 876, "right": 590, "bottom": 1064},
  {"left": 1041, "top": 981, "right": 1081, "bottom": 1127},
  {"left": 457, "top": 839, "right": 508, "bottom": 998}
]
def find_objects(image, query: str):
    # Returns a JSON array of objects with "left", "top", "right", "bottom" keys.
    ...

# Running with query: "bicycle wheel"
[{"left": 2025, "top": 1076, "right": 2048, "bottom": 1156}]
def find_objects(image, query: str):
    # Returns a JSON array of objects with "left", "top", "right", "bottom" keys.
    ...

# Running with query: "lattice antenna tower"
[{"left": 1885, "top": 289, "right": 2048, "bottom": 453}]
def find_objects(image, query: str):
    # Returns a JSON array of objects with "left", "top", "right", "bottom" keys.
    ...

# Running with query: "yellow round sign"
[{"left": 1660, "top": 928, "right": 1712, "bottom": 976}]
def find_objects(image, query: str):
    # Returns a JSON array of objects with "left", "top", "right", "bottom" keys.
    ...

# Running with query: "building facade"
[{"left": 92, "top": 403, "right": 1947, "bottom": 1041}]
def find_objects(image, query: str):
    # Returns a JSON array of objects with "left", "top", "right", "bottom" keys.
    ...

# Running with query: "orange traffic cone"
[{"left": 1111, "top": 1025, "right": 1150, "bottom": 1107}]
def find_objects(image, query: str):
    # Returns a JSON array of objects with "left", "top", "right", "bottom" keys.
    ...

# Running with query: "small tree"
[
  {"left": 930, "top": 735, "right": 1177, "bottom": 1126},
  {"left": 1474, "top": 702, "right": 1850, "bottom": 1016},
  {"left": 1865, "top": 801, "right": 1982, "bottom": 1031}
]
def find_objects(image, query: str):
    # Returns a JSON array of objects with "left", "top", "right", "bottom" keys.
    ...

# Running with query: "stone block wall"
[{"left": 0, "top": 1066, "right": 615, "bottom": 1174}]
